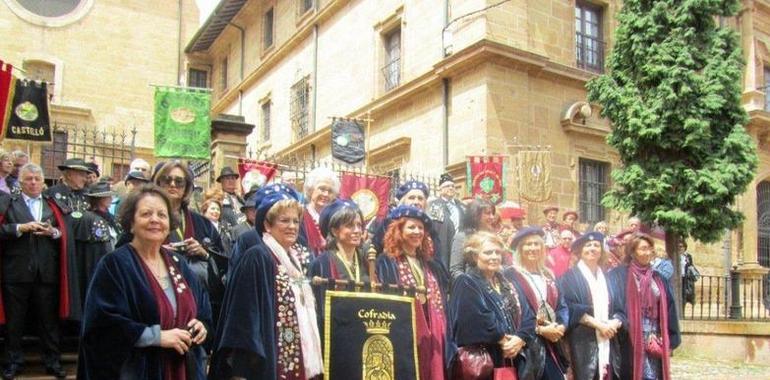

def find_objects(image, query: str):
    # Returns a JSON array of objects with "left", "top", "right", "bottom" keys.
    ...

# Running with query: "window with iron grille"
[
  {"left": 41, "top": 130, "right": 68, "bottom": 180},
  {"left": 221, "top": 57, "right": 228, "bottom": 91},
  {"left": 575, "top": 1, "right": 604, "bottom": 73},
  {"left": 264, "top": 8, "right": 274, "bottom": 49},
  {"left": 188, "top": 68, "right": 208, "bottom": 88},
  {"left": 261, "top": 100, "right": 271, "bottom": 142},
  {"left": 579, "top": 158, "right": 609, "bottom": 224},
  {"left": 299, "top": 0, "right": 313, "bottom": 14},
  {"left": 758, "top": 181, "right": 770, "bottom": 268},
  {"left": 382, "top": 28, "right": 401, "bottom": 91},
  {"left": 765, "top": 67, "right": 770, "bottom": 111},
  {"left": 290, "top": 77, "right": 310, "bottom": 140},
  {"left": 23, "top": 60, "right": 55, "bottom": 102}
]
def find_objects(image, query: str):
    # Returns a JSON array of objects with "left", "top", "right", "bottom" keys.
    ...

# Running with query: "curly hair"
[
  {"left": 118, "top": 184, "right": 180, "bottom": 233},
  {"left": 200, "top": 198, "right": 223, "bottom": 220},
  {"left": 463, "top": 231, "right": 505, "bottom": 268},
  {"left": 382, "top": 217, "right": 433, "bottom": 259},
  {"left": 204, "top": 187, "right": 225, "bottom": 203}
]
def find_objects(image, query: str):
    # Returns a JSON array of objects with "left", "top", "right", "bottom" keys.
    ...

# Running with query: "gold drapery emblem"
[
  {"left": 362, "top": 321, "right": 394, "bottom": 380},
  {"left": 518, "top": 150, "right": 552, "bottom": 202}
]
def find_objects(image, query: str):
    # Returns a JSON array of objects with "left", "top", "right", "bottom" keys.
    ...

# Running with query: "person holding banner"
[
  {"left": 308, "top": 199, "right": 369, "bottom": 333},
  {"left": 299, "top": 167, "right": 340, "bottom": 257},
  {"left": 210, "top": 186, "right": 323, "bottom": 380},
  {"left": 558, "top": 232, "right": 622, "bottom": 380},
  {"left": 376, "top": 205, "right": 450, "bottom": 380},
  {"left": 503, "top": 227, "right": 569, "bottom": 379},
  {"left": 449, "top": 231, "right": 534, "bottom": 379}
]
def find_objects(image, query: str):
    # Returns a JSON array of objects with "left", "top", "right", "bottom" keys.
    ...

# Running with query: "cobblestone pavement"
[{"left": 671, "top": 353, "right": 770, "bottom": 379}]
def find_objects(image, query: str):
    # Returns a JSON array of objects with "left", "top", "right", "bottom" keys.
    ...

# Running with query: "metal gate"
[
  {"left": 756, "top": 181, "right": 770, "bottom": 309},
  {"left": 40, "top": 122, "right": 137, "bottom": 182}
]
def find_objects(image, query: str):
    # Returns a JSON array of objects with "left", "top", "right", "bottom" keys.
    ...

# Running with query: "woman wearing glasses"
[
  {"left": 150, "top": 161, "right": 226, "bottom": 331},
  {"left": 209, "top": 185, "right": 323, "bottom": 380}
]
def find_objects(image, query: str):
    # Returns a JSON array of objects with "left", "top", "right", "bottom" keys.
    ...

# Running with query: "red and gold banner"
[
  {"left": 339, "top": 172, "right": 391, "bottom": 221},
  {"left": 467, "top": 155, "right": 505, "bottom": 204},
  {"left": 237, "top": 158, "right": 278, "bottom": 193},
  {"left": 0, "top": 60, "right": 17, "bottom": 141}
]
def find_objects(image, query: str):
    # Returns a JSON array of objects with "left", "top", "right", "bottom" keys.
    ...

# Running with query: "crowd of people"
[{"left": 0, "top": 150, "right": 695, "bottom": 379}]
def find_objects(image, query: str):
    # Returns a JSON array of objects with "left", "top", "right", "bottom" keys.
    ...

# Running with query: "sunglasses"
[{"left": 159, "top": 175, "right": 187, "bottom": 188}]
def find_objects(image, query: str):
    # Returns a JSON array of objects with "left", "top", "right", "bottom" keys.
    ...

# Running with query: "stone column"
[{"left": 209, "top": 114, "right": 255, "bottom": 189}]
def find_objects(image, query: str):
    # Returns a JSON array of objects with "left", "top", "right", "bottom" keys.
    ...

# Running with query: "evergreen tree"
[{"left": 587, "top": 0, "right": 757, "bottom": 303}]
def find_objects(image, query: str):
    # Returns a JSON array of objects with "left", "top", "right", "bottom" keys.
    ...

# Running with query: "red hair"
[{"left": 383, "top": 218, "right": 434, "bottom": 259}]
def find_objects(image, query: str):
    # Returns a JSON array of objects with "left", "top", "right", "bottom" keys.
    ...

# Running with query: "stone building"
[
  {"left": 0, "top": 0, "right": 200, "bottom": 179},
  {"left": 186, "top": 0, "right": 770, "bottom": 282}
]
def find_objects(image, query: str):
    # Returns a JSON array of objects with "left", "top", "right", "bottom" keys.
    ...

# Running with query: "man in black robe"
[
  {"left": 45, "top": 158, "right": 93, "bottom": 215},
  {"left": 217, "top": 167, "right": 245, "bottom": 226}
]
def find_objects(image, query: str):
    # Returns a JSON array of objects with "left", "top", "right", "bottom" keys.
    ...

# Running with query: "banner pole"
[
  {"left": 367, "top": 245, "right": 378, "bottom": 292},
  {"left": 364, "top": 110, "right": 372, "bottom": 170}
]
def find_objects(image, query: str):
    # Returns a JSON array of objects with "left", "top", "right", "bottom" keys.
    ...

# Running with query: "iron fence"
[{"left": 682, "top": 272, "right": 770, "bottom": 321}]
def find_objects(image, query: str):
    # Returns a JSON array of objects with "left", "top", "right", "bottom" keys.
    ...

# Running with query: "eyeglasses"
[{"left": 159, "top": 175, "right": 186, "bottom": 188}]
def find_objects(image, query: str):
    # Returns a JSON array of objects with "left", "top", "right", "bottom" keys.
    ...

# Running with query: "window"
[
  {"left": 579, "top": 158, "right": 609, "bottom": 224},
  {"left": 299, "top": 0, "right": 313, "bottom": 14},
  {"left": 264, "top": 8, "right": 274, "bottom": 49},
  {"left": 261, "top": 100, "right": 271, "bottom": 142},
  {"left": 765, "top": 67, "right": 770, "bottom": 111},
  {"left": 111, "top": 163, "right": 130, "bottom": 182},
  {"left": 382, "top": 28, "right": 401, "bottom": 91},
  {"left": 290, "top": 77, "right": 310, "bottom": 140},
  {"left": 188, "top": 68, "right": 208, "bottom": 88},
  {"left": 220, "top": 57, "right": 228, "bottom": 91},
  {"left": 14, "top": 0, "right": 82, "bottom": 17},
  {"left": 22, "top": 60, "right": 55, "bottom": 101},
  {"left": 41, "top": 130, "right": 68, "bottom": 180},
  {"left": 575, "top": 1, "right": 604, "bottom": 73}
]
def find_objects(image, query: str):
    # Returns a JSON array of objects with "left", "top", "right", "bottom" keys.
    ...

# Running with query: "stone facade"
[
  {"left": 187, "top": 0, "right": 770, "bottom": 278},
  {"left": 0, "top": 0, "right": 200, "bottom": 176}
]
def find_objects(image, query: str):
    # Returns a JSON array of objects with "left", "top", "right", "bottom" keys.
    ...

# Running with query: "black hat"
[
  {"left": 571, "top": 232, "right": 605, "bottom": 254},
  {"left": 85, "top": 162, "right": 100, "bottom": 176},
  {"left": 216, "top": 167, "right": 240, "bottom": 182},
  {"left": 439, "top": 173, "right": 454, "bottom": 188},
  {"left": 57, "top": 158, "right": 91, "bottom": 172},
  {"left": 511, "top": 226, "right": 545, "bottom": 248},
  {"left": 85, "top": 182, "right": 116, "bottom": 198},
  {"left": 125, "top": 170, "right": 150, "bottom": 184},
  {"left": 240, "top": 194, "right": 258, "bottom": 211}
]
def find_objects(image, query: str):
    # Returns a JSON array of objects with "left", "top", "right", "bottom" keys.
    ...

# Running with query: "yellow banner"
[{"left": 519, "top": 150, "right": 552, "bottom": 202}]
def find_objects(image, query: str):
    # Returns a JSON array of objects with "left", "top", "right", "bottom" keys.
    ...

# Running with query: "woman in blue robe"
[
  {"left": 558, "top": 232, "right": 623, "bottom": 380},
  {"left": 78, "top": 185, "right": 211, "bottom": 380},
  {"left": 503, "top": 227, "right": 569, "bottom": 379},
  {"left": 450, "top": 231, "right": 535, "bottom": 379},
  {"left": 209, "top": 188, "right": 323, "bottom": 380},
  {"left": 608, "top": 233, "right": 680, "bottom": 380}
]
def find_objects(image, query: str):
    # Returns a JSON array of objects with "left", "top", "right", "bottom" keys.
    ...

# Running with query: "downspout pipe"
[
  {"left": 312, "top": 24, "right": 319, "bottom": 133},
  {"left": 177, "top": 0, "right": 183, "bottom": 85},
  {"left": 228, "top": 22, "right": 245, "bottom": 115},
  {"left": 442, "top": 0, "right": 450, "bottom": 167}
]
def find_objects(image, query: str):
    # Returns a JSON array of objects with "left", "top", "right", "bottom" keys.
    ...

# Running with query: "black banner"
[
  {"left": 4, "top": 80, "right": 52, "bottom": 143},
  {"left": 324, "top": 291, "right": 419, "bottom": 379},
  {"left": 331, "top": 118, "right": 365, "bottom": 165}
]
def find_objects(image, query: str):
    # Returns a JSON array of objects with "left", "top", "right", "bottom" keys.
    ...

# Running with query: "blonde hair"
[
  {"left": 264, "top": 199, "right": 303, "bottom": 226},
  {"left": 513, "top": 233, "right": 553, "bottom": 279},
  {"left": 463, "top": 231, "right": 506, "bottom": 267}
]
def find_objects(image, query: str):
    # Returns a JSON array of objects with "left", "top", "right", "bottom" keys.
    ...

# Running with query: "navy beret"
[
  {"left": 387, "top": 205, "right": 432, "bottom": 228},
  {"left": 319, "top": 198, "right": 361, "bottom": 237},
  {"left": 253, "top": 183, "right": 299, "bottom": 209},
  {"left": 396, "top": 180, "right": 429, "bottom": 200},
  {"left": 255, "top": 189, "right": 300, "bottom": 234},
  {"left": 511, "top": 226, "right": 545, "bottom": 248},
  {"left": 571, "top": 231, "right": 605, "bottom": 254}
]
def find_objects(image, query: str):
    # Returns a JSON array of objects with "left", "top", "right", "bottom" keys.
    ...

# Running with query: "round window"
[
  {"left": 4, "top": 0, "right": 93, "bottom": 27},
  {"left": 16, "top": 0, "right": 82, "bottom": 17}
]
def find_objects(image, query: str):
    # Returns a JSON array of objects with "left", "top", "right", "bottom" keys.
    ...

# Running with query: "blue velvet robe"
[
  {"left": 207, "top": 240, "right": 278, "bottom": 380},
  {"left": 449, "top": 270, "right": 536, "bottom": 376},
  {"left": 557, "top": 267, "right": 622, "bottom": 380},
  {"left": 607, "top": 264, "right": 681, "bottom": 379},
  {"left": 77, "top": 244, "right": 212, "bottom": 380}
]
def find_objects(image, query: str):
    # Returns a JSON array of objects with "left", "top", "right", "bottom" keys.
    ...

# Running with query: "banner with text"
[
  {"left": 153, "top": 87, "right": 211, "bottom": 159},
  {"left": 3, "top": 80, "right": 52, "bottom": 143},
  {"left": 324, "top": 291, "right": 419, "bottom": 380},
  {"left": 467, "top": 155, "right": 505, "bottom": 204},
  {"left": 339, "top": 172, "right": 391, "bottom": 221},
  {"left": 237, "top": 158, "right": 278, "bottom": 193}
]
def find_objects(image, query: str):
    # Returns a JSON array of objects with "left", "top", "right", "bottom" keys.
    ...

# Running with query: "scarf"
[
  {"left": 302, "top": 208, "right": 325, "bottom": 256},
  {"left": 263, "top": 233, "right": 324, "bottom": 378},
  {"left": 135, "top": 248, "right": 197, "bottom": 380},
  {"left": 577, "top": 260, "right": 610, "bottom": 380},
  {"left": 626, "top": 264, "right": 672, "bottom": 380}
]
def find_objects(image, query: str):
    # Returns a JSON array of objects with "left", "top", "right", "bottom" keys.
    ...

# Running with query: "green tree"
[{"left": 587, "top": 0, "right": 758, "bottom": 306}]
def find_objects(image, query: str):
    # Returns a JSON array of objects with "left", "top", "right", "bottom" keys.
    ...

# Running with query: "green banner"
[{"left": 153, "top": 87, "right": 211, "bottom": 159}]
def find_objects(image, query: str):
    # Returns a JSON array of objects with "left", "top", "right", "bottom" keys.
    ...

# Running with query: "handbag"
[
  {"left": 453, "top": 345, "right": 493, "bottom": 380},
  {"left": 493, "top": 359, "right": 518, "bottom": 380},
  {"left": 645, "top": 334, "right": 664, "bottom": 359}
]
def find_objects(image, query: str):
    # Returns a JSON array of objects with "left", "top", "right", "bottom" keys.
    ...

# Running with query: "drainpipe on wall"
[
  {"left": 312, "top": 24, "right": 319, "bottom": 133},
  {"left": 441, "top": 0, "right": 450, "bottom": 167},
  {"left": 228, "top": 22, "right": 245, "bottom": 115},
  {"left": 177, "top": 0, "right": 183, "bottom": 85}
]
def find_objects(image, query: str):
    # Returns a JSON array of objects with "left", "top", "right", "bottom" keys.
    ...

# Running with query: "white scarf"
[
  {"left": 263, "top": 233, "right": 324, "bottom": 377},
  {"left": 577, "top": 260, "right": 610, "bottom": 379}
]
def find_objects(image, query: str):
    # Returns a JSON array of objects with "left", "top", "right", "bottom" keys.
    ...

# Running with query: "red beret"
[
  {"left": 562, "top": 210, "right": 579, "bottom": 220},
  {"left": 542, "top": 206, "right": 559, "bottom": 214},
  {"left": 499, "top": 207, "right": 526, "bottom": 220}
]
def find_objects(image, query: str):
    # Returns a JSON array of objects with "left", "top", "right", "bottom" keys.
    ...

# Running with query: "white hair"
[
  {"left": 303, "top": 167, "right": 340, "bottom": 196},
  {"left": 19, "top": 163, "right": 44, "bottom": 177},
  {"left": 130, "top": 158, "right": 150, "bottom": 171}
]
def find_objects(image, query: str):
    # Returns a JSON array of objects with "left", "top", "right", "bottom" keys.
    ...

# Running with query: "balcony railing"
[
  {"left": 576, "top": 32, "right": 606, "bottom": 73},
  {"left": 682, "top": 272, "right": 770, "bottom": 321},
  {"left": 381, "top": 58, "right": 401, "bottom": 91}
]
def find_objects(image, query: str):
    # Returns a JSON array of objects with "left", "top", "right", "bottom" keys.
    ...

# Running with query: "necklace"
[{"left": 336, "top": 250, "right": 360, "bottom": 282}]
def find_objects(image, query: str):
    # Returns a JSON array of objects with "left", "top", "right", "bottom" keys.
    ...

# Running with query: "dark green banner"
[
  {"left": 324, "top": 291, "right": 419, "bottom": 379},
  {"left": 153, "top": 87, "right": 211, "bottom": 159}
]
